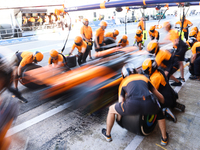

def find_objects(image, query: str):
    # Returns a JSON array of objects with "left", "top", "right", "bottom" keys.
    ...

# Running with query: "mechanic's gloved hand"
[
  {"left": 68, "top": 52, "right": 72, "bottom": 56},
  {"left": 17, "top": 75, "right": 22, "bottom": 79}
]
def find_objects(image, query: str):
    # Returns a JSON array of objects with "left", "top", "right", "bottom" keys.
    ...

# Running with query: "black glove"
[
  {"left": 17, "top": 75, "right": 22, "bottom": 78},
  {"left": 68, "top": 52, "right": 72, "bottom": 56}
]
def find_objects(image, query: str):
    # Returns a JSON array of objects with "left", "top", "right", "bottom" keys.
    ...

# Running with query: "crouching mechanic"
[
  {"left": 94, "top": 21, "right": 107, "bottom": 52},
  {"left": 133, "top": 29, "right": 144, "bottom": 50},
  {"left": 147, "top": 40, "right": 182, "bottom": 86},
  {"left": 69, "top": 36, "right": 90, "bottom": 65},
  {"left": 186, "top": 37, "right": 200, "bottom": 80},
  {"left": 105, "top": 29, "right": 119, "bottom": 41},
  {"left": 117, "top": 35, "right": 129, "bottom": 47},
  {"left": 102, "top": 63, "right": 169, "bottom": 145},
  {"left": 142, "top": 58, "right": 185, "bottom": 122},
  {"left": 48, "top": 49, "right": 70, "bottom": 70},
  {"left": 12, "top": 51, "right": 43, "bottom": 102},
  {"left": 149, "top": 25, "right": 160, "bottom": 41}
]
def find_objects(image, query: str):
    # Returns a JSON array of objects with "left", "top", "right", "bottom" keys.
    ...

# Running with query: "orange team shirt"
[
  {"left": 80, "top": 25, "right": 93, "bottom": 40},
  {"left": 138, "top": 21, "right": 145, "bottom": 31},
  {"left": 37, "top": 18, "right": 43, "bottom": 23},
  {"left": 19, "top": 52, "right": 34, "bottom": 67},
  {"left": 71, "top": 41, "right": 87, "bottom": 53},
  {"left": 134, "top": 34, "right": 143, "bottom": 43},
  {"left": 95, "top": 27, "right": 105, "bottom": 44},
  {"left": 28, "top": 17, "right": 35, "bottom": 23},
  {"left": 155, "top": 49, "right": 171, "bottom": 69},
  {"left": 176, "top": 19, "right": 192, "bottom": 32},
  {"left": 48, "top": 54, "right": 64, "bottom": 65},
  {"left": 105, "top": 32, "right": 116, "bottom": 40},
  {"left": 197, "top": 32, "right": 200, "bottom": 42},
  {"left": 23, "top": 18, "right": 27, "bottom": 24},
  {"left": 150, "top": 70, "right": 166, "bottom": 90},
  {"left": 149, "top": 30, "right": 159, "bottom": 39},
  {"left": 191, "top": 42, "right": 200, "bottom": 55},
  {"left": 118, "top": 40, "right": 129, "bottom": 47}
]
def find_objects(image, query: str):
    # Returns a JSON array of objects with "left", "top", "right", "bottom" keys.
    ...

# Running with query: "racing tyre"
[
  {"left": 19, "top": 64, "right": 45, "bottom": 89},
  {"left": 118, "top": 114, "right": 157, "bottom": 135}
]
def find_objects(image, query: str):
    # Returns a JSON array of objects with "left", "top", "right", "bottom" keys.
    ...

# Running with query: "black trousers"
[
  {"left": 194, "top": 56, "right": 200, "bottom": 76},
  {"left": 77, "top": 46, "right": 90, "bottom": 65},
  {"left": 184, "top": 29, "right": 189, "bottom": 41}
]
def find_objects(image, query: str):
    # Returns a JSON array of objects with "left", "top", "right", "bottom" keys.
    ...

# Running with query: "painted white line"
[
  {"left": 124, "top": 135, "right": 144, "bottom": 150},
  {"left": 6, "top": 101, "right": 73, "bottom": 137},
  {"left": 125, "top": 71, "right": 191, "bottom": 150}
]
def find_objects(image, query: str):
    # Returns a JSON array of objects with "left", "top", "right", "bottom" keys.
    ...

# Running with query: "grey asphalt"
[{"left": 1, "top": 15, "right": 200, "bottom": 149}]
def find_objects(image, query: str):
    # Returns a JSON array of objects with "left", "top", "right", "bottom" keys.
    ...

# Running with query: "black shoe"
[
  {"left": 176, "top": 77, "right": 185, "bottom": 82},
  {"left": 18, "top": 97, "right": 28, "bottom": 103},
  {"left": 175, "top": 102, "right": 185, "bottom": 112},
  {"left": 161, "top": 132, "right": 169, "bottom": 146},
  {"left": 164, "top": 108, "right": 177, "bottom": 123},
  {"left": 171, "top": 81, "right": 182, "bottom": 86},
  {"left": 102, "top": 128, "right": 112, "bottom": 142},
  {"left": 189, "top": 75, "right": 199, "bottom": 80},
  {"left": 90, "top": 57, "right": 93, "bottom": 60}
]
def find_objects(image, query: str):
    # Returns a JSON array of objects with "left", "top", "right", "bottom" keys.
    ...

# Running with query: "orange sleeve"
[
  {"left": 192, "top": 44, "right": 197, "bottom": 54},
  {"left": 137, "top": 21, "right": 141, "bottom": 27},
  {"left": 80, "top": 26, "right": 84, "bottom": 35},
  {"left": 82, "top": 41, "right": 87, "bottom": 49},
  {"left": 149, "top": 31, "right": 151, "bottom": 36},
  {"left": 96, "top": 28, "right": 100, "bottom": 36},
  {"left": 175, "top": 21, "right": 181, "bottom": 26},
  {"left": 155, "top": 31, "right": 159, "bottom": 38},
  {"left": 150, "top": 74, "right": 161, "bottom": 90},
  {"left": 71, "top": 44, "right": 76, "bottom": 50},
  {"left": 126, "top": 40, "right": 129, "bottom": 45},
  {"left": 197, "top": 33, "right": 200, "bottom": 42},
  {"left": 155, "top": 52, "right": 163, "bottom": 66},
  {"left": 48, "top": 57, "right": 52, "bottom": 64},
  {"left": 20, "top": 55, "right": 33, "bottom": 67},
  {"left": 57, "top": 55, "right": 64, "bottom": 63},
  {"left": 186, "top": 20, "right": 192, "bottom": 26}
]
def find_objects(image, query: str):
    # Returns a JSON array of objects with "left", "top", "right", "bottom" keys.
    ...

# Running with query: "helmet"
[
  {"left": 33, "top": 51, "right": 43, "bottom": 62},
  {"left": 100, "top": 21, "right": 107, "bottom": 27},
  {"left": 114, "top": 29, "right": 119, "bottom": 36},
  {"left": 163, "top": 21, "right": 170, "bottom": 28},
  {"left": 122, "top": 35, "right": 128, "bottom": 40},
  {"left": 82, "top": 18, "right": 88, "bottom": 23},
  {"left": 74, "top": 36, "right": 83, "bottom": 45},
  {"left": 150, "top": 26, "right": 155, "bottom": 32},
  {"left": 142, "top": 58, "right": 157, "bottom": 75},
  {"left": 189, "top": 31, "right": 197, "bottom": 38},
  {"left": 136, "top": 29, "right": 142, "bottom": 35},
  {"left": 50, "top": 49, "right": 59, "bottom": 58},
  {"left": 121, "top": 63, "right": 137, "bottom": 78},
  {"left": 187, "top": 37, "right": 197, "bottom": 48},
  {"left": 191, "top": 26, "right": 198, "bottom": 33},
  {"left": 147, "top": 40, "right": 159, "bottom": 54}
]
